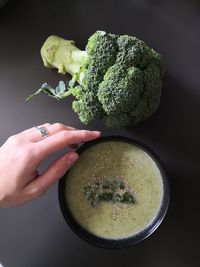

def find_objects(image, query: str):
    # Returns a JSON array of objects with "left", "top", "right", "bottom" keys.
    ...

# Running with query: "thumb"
[{"left": 26, "top": 152, "right": 79, "bottom": 196}]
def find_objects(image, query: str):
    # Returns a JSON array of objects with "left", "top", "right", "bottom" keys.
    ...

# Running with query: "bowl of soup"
[{"left": 58, "top": 136, "right": 170, "bottom": 248}]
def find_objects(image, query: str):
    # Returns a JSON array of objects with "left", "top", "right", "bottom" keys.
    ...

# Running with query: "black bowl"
[{"left": 58, "top": 136, "right": 170, "bottom": 249}]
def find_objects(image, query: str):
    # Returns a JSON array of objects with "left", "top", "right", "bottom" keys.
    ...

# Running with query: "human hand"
[{"left": 0, "top": 123, "right": 101, "bottom": 208}]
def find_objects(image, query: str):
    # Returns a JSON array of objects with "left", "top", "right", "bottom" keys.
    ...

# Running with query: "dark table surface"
[{"left": 0, "top": 0, "right": 200, "bottom": 266}]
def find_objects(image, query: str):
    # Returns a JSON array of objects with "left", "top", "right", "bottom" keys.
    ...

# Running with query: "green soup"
[{"left": 65, "top": 141, "right": 163, "bottom": 240}]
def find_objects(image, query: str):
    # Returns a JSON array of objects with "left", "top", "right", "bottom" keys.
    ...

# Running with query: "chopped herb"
[
  {"left": 113, "top": 179, "right": 125, "bottom": 189},
  {"left": 83, "top": 177, "right": 135, "bottom": 207},
  {"left": 121, "top": 192, "right": 135, "bottom": 203},
  {"left": 99, "top": 192, "right": 114, "bottom": 201},
  {"left": 102, "top": 180, "right": 111, "bottom": 189}
]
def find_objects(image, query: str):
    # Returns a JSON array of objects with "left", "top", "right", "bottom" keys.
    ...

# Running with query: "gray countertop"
[{"left": 0, "top": 0, "right": 200, "bottom": 266}]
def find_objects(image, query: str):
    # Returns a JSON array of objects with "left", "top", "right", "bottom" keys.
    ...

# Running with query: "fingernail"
[
  {"left": 92, "top": 131, "right": 101, "bottom": 135},
  {"left": 67, "top": 126, "right": 76, "bottom": 130},
  {"left": 67, "top": 152, "right": 79, "bottom": 163}
]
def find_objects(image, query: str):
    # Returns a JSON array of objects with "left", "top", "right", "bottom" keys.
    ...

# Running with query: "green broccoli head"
[
  {"left": 28, "top": 31, "right": 164, "bottom": 128},
  {"left": 130, "top": 52, "right": 164, "bottom": 124},
  {"left": 116, "top": 35, "right": 154, "bottom": 69},
  {"left": 98, "top": 64, "right": 143, "bottom": 116},
  {"left": 85, "top": 31, "right": 118, "bottom": 72},
  {"left": 72, "top": 88, "right": 103, "bottom": 124},
  {"left": 70, "top": 31, "right": 118, "bottom": 124}
]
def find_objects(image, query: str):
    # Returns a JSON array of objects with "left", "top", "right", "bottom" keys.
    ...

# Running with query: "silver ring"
[{"left": 35, "top": 126, "right": 49, "bottom": 139}]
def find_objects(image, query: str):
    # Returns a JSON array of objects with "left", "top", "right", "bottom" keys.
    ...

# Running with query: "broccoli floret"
[
  {"left": 85, "top": 31, "right": 118, "bottom": 73},
  {"left": 72, "top": 86, "right": 103, "bottom": 124},
  {"left": 130, "top": 52, "right": 164, "bottom": 124},
  {"left": 27, "top": 31, "right": 164, "bottom": 128},
  {"left": 98, "top": 63, "right": 143, "bottom": 116},
  {"left": 116, "top": 35, "right": 154, "bottom": 69}
]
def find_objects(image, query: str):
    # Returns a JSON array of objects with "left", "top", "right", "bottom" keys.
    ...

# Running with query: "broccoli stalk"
[
  {"left": 41, "top": 35, "right": 87, "bottom": 78},
  {"left": 27, "top": 31, "right": 164, "bottom": 128},
  {"left": 26, "top": 36, "right": 87, "bottom": 101}
]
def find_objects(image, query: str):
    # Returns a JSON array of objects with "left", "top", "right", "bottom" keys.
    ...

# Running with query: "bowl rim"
[{"left": 58, "top": 135, "right": 170, "bottom": 249}]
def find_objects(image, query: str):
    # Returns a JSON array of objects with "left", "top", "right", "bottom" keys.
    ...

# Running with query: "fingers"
[
  {"left": 41, "top": 123, "right": 76, "bottom": 139},
  {"left": 36, "top": 130, "right": 101, "bottom": 162},
  {"left": 18, "top": 123, "right": 77, "bottom": 142},
  {"left": 25, "top": 152, "right": 79, "bottom": 198},
  {"left": 19, "top": 123, "right": 51, "bottom": 142},
  {"left": 69, "top": 144, "right": 78, "bottom": 150},
  {"left": 23, "top": 129, "right": 100, "bottom": 201}
]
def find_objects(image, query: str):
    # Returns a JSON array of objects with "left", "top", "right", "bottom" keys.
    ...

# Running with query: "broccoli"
[{"left": 27, "top": 31, "right": 164, "bottom": 128}]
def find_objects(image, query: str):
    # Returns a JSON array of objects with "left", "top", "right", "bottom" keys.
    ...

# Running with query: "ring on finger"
[{"left": 35, "top": 126, "right": 49, "bottom": 139}]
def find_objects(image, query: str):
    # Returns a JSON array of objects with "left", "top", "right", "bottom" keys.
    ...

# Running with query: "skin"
[{"left": 0, "top": 123, "right": 100, "bottom": 208}]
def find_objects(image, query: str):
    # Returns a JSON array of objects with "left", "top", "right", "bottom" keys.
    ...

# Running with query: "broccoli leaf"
[{"left": 26, "top": 81, "right": 72, "bottom": 101}]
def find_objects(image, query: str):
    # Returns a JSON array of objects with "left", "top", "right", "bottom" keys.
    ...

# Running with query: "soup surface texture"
[{"left": 65, "top": 141, "right": 163, "bottom": 240}]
